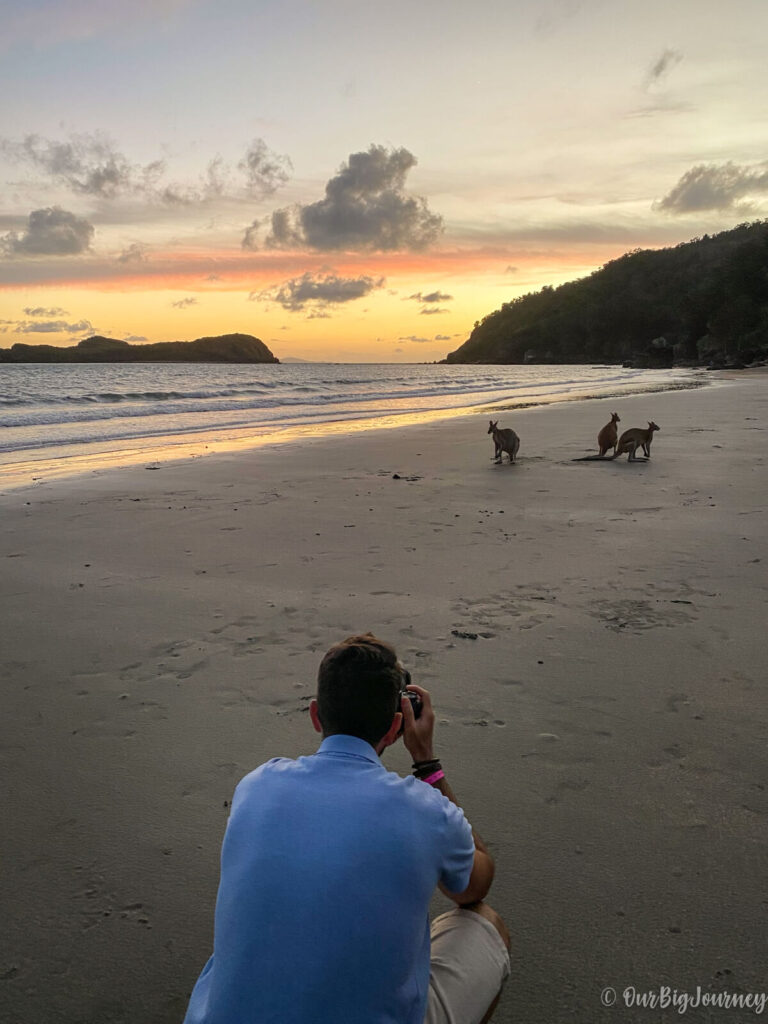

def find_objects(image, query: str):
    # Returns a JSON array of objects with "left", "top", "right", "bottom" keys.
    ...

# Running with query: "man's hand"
[{"left": 400, "top": 683, "right": 436, "bottom": 763}]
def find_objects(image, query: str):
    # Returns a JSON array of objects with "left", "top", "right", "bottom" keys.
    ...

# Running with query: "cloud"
[
  {"left": 407, "top": 290, "right": 453, "bottom": 304},
  {"left": 2, "top": 206, "right": 94, "bottom": 256},
  {"left": 258, "top": 271, "right": 385, "bottom": 312},
  {"left": 239, "top": 139, "right": 293, "bottom": 197},
  {"left": 505, "top": 265, "right": 518, "bottom": 274},
  {"left": 246, "top": 144, "right": 443, "bottom": 252},
  {"left": 419, "top": 307, "right": 448, "bottom": 315},
  {"left": 624, "top": 99, "right": 693, "bottom": 120},
  {"left": 434, "top": 335, "right": 452, "bottom": 341},
  {"left": 16, "top": 318, "right": 94, "bottom": 334},
  {"left": 645, "top": 48, "right": 683, "bottom": 89},
  {"left": 124, "top": 334, "right": 148, "bottom": 342},
  {"left": 23, "top": 305, "right": 68, "bottom": 316},
  {"left": 117, "top": 242, "right": 149, "bottom": 264},
  {"left": 1, "top": 132, "right": 291, "bottom": 206},
  {"left": 398, "top": 335, "right": 431, "bottom": 343},
  {"left": 171, "top": 297, "right": 198, "bottom": 309},
  {"left": 0, "top": 132, "right": 164, "bottom": 199},
  {"left": 656, "top": 161, "right": 768, "bottom": 213}
]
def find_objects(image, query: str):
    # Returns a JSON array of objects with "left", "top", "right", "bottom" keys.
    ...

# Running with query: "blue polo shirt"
[{"left": 184, "top": 734, "right": 475, "bottom": 1024}]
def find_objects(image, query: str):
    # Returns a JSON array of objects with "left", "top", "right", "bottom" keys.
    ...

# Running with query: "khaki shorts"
[{"left": 425, "top": 909, "right": 511, "bottom": 1024}]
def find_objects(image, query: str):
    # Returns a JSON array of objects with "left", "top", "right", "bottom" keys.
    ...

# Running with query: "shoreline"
[
  {"left": 2, "top": 374, "right": 766, "bottom": 1024},
  {"left": 0, "top": 367, "right": 708, "bottom": 494}
]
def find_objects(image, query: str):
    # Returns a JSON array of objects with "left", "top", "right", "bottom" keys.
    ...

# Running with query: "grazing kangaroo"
[
  {"left": 573, "top": 421, "right": 660, "bottom": 462},
  {"left": 488, "top": 420, "right": 520, "bottom": 464},
  {"left": 597, "top": 412, "right": 620, "bottom": 456}
]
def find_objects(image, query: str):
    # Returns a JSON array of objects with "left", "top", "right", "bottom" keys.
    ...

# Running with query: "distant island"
[
  {"left": 444, "top": 221, "right": 768, "bottom": 368},
  {"left": 0, "top": 333, "right": 279, "bottom": 364}
]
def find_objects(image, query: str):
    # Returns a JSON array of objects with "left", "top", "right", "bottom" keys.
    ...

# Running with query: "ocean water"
[{"left": 0, "top": 362, "right": 702, "bottom": 484}]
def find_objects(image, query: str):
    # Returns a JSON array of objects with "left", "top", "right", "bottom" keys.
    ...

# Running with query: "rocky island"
[{"left": 0, "top": 333, "right": 280, "bottom": 363}]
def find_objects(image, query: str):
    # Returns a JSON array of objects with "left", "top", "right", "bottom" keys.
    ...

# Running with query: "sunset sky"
[{"left": 2, "top": 0, "right": 767, "bottom": 362}]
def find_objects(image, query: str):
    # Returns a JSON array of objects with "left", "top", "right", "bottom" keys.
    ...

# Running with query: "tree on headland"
[{"left": 444, "top": 222, "right": 768, "bottom": 367}]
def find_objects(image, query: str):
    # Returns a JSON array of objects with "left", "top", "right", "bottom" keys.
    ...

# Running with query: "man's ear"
[
  {"left": 376, "top": 711, "right": 403, "bottom": 754},
  {"left": 309, "top": 699, "right": 323, "bottom": 735}
]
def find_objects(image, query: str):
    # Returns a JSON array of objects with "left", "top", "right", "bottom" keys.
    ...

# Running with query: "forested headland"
[
  {"left": 444, "top": 221, "right": 768, "bottom": 367},
  {"left": 0, "top": 333, "right": 279, "bottom": 364}
]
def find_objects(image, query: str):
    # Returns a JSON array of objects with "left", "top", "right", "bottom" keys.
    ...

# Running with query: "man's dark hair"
[{"left": 316, "top": 633, "right": 402, "bottom": 746}]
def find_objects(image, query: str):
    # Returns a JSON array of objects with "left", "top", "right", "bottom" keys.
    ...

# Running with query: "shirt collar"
[{"left": 318, "top": 734, "right": 382, "bottom": 765}]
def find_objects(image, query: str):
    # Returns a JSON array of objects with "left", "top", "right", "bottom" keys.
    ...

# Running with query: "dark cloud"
[
  {"left": 407, "top": 290, "right": 453, "bottom": 304},
  {"left": 124, "top": 334, "right": 148, "bottom": 342},
  {"left": 645, "top": 48, "right": 683, "bottom": 88},
  {"left": 16, "top": 318, "right": 94, "bottom": 334},
  {"left": 434, "top": 334, "right": 452, "bottom": 341},
  {"left": 238, "top": 139, "right": 293, "bottom": 197},
  {"left": 406, "top": 289, "right": 452, "bottom": 317},
  {"left": 259, "top": 271, "right": 385, "bottom": 312},
  {"left": 23, "top": 305, "right": 68, "bottom": 316},
  {"left": 0, "top": 132, "right": 163, "bottom": 199},
  {"left": 263, "top": 208, "right": 301, "bottom": 248},
  {"left": 398, "top": 335, "right": 431, "bottom": 343},
  {"left": 171, "top": 297, "right": 198, "bottom": 309},
  {"left": 656, "top": 161, "right": 768, "bottom": 213},
  {"left": 2, "top": 206, "right": 94, "bottom": 256},
  {"left": 246, "top": 144, "right": 443, "bottom": 252},
  {"left": 1, "top": 132, "right": 291, "bottom": 206},
  {"left": 201, "top": 155, "right": 229, "bottom": 199},
  {"left": 117, "top": 243, "right": 149, "bottom": 264}
]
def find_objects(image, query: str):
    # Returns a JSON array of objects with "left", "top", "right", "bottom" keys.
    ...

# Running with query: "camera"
[{"left": 400, "top": 668, "right": 423, "bottom": 720}]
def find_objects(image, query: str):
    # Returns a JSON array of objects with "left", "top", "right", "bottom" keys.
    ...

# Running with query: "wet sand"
[{"left": 1, "top": 374, "right": 766, "bottom": 1023}]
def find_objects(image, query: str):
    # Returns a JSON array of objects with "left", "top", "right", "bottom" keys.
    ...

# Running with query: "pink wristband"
[{"left": 422, "top": 769, "right": 445, "bottom": 786}]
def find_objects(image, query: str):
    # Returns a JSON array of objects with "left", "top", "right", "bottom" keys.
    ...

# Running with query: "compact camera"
[{"left": 400, "top": 668, "right": 423, "bottom": 720}]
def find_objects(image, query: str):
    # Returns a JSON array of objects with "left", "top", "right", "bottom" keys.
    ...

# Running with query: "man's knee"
[{"left": 461, "top": 901, "right": 510, "bottom": 950}]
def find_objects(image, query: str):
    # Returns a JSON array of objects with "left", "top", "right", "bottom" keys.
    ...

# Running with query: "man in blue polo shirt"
[{"left": 184, "top": 633, "right": 510, "bottom": 1024}]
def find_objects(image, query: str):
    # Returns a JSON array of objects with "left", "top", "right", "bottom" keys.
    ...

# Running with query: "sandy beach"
[{"left": 1, "top": 373, "right": 766, "bottom": 1024}]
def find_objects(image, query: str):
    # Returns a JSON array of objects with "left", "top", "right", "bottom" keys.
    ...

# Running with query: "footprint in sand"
[
  {"left": 591, "top": 598, "right": 693, "bottom": 633},
  {"left": 452, "top": 587, "right": 557, "bottom": 633}
]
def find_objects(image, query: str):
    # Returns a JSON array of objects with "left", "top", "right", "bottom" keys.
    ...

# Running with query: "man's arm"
[
  {"left": 400, "top": 684, "right": 495, "bottom": 907},
  {"left": 432, "top": 774, "right": 495, "bottom": 905}
]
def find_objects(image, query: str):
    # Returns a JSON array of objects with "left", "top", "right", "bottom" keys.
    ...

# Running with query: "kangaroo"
[
  {"left": 616, "top": 421, "right": 659, "bottom": 461},
  {"left": 573, "top": 421, "right": 659, "bottom": 462},
  {"left": 638, "top": 422, "right": 657, "bottom": 458},
  {"left": 488, "top": 419, "right": 503, "bottom": 461},
  {"left": 488, "top": 420, "right": 520, "bottom": 464},
  {"left": 597, "top": 412, "right": 620, "bottom": 456}
]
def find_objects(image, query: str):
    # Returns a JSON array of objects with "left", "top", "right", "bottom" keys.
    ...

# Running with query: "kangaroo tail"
[{"left": 573, "top": 452, "right": 622, "bottom": 460}]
